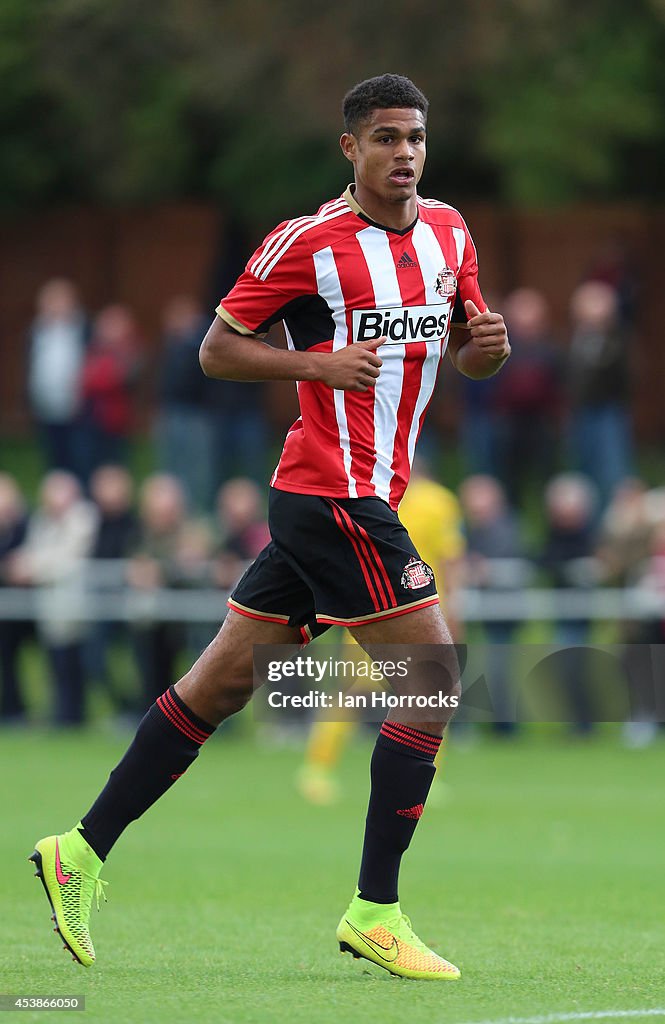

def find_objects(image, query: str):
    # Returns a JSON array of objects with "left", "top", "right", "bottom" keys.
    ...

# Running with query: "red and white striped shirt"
[{"left": 217, "top": 186, "right": 486, "bottom": 509}]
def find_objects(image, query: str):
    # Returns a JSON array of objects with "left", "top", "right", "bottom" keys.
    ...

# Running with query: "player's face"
[{"left": 341, "top": 108, "right": 426, "bottom": 219}]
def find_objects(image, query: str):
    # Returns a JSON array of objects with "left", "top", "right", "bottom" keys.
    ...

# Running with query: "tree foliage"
[
  {"left": 476, "top": 0, "right": 664, "bottom": 202},
  {"left": 1, "top": 0, "right": 664, "bottom": 219}
]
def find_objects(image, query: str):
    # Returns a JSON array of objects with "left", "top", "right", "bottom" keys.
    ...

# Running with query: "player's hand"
[
  {"left": 319, "top": 336, "right": 386, "bottom": 391},
  {"left": 464, "top": 300, "right": 510, "bottom": 362}
]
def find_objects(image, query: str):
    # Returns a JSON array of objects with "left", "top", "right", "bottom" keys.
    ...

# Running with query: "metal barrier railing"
[{"left": 0, "top": 558, "right": 663, "bottom": 623}]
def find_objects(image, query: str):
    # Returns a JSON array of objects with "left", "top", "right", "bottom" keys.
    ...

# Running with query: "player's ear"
[{"left": 340, "top": 133, "right": 357, "bottom": 164}]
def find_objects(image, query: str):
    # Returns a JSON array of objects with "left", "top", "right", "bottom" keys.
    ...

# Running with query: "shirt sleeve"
[
  {"left": 451, "top": 218, "right": 487, "bottom": 324},
  {"left": 217, "top": 221, "right": 318, "bottom": 337}
]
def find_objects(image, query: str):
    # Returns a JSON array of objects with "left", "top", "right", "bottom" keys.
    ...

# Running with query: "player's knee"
[
  {"left": 410, "top": 654, "right": 461, "bottom": 700},
  {"left": 230, "top": 672, "right": 256, "bottom": 710},
  {"left": 181, "top": 658, "right": 255, "bottom": 721},
  {"left": 211, "top": 671, "right": 255, "bottom": 717}
]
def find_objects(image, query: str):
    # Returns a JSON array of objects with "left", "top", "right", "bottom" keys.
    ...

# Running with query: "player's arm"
[
  {"left": 447, "top": 301, "right": 510, "bottom": 380},
  {"left": 199, "top": 315, "right": 384, "bottom": 392},
  {"left": 446, "top": 218, "right": 510, "bottom": 380},
  {"left": 199, "top": 224, "right": 384, "bottom": 392}
]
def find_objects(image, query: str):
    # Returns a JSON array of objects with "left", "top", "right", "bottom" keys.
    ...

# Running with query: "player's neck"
[{"left": 350, "top": 184, "right": 418, "bottom": 232}]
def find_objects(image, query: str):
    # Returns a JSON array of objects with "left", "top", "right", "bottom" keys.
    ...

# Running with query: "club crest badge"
[
  {"left": 435, "top": 267, "right": 457, "bottom": 298},
  {"left": 400, "top": 557, "right": 435, "bottom": 591}
]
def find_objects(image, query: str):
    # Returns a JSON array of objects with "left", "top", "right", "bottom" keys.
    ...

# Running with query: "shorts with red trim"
[{"left": 228, "top": 487, "right": 439, "bottom": 641}]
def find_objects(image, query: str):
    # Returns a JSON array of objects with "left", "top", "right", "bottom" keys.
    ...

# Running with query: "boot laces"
[
  {"left": 383, "top": 911, "right": 428, "bottom": 952},
  {"left": 76, "top": 868, "right": 109, "bottom": 918}
]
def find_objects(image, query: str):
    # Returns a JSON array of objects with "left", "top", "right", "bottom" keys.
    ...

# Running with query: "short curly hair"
[{"left": 343, "top": 74, "right": 429, "bottom": 134}]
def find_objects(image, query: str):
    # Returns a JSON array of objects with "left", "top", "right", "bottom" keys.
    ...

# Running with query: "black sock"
[
  {"left": 358, "top": 721, "right": 441, "bottom": 905},
  {"left": 79, "top": 686, "right": 214, "bottom": 861}
]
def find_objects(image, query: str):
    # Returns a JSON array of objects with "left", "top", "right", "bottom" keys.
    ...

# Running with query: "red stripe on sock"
[
  {"left": 162, "top": 689, "right": 211, "bottom": 743},
  {"left": 156, "top": 697, "right": 202, "bottom": 744},
  {"left": 156, "top": 696, "right": 202, "bottom": 745},
  {"left": 383, "top": 720, "right": 441, "bottom": 748},
  {"left": 381, "top": 723, "right": 441, "bottom": 752},
  {"left": 164, "top": 687, "right": 211, "bottom": 739},
  {"left": 156, "top": 693, "right": 209, "bottom": 746},
  {"left": 380, "top": 721, "right": 441, "bottom": 755},
  {"left": 163, "top": 688, "right": 210, "bottom": 737},
  {"left": 381, "top": 730, "right": 439, "bottom": 756},
  {"left": 162, "top": 689, "right": 211, "bottom": 744}
]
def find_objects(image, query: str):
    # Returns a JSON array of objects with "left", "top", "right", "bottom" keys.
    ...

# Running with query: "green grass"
[{"left": 1, "top": 728, "right": 664, "bottom": 1024}]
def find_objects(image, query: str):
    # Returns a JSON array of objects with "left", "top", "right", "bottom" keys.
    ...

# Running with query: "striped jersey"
[{"left": 217, "top": 185, "right": 486, "bottom": 509}]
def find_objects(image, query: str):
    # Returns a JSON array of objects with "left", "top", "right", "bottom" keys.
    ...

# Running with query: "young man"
[{"left": 30, "top": 74, "right": 510, "bottom": 980}]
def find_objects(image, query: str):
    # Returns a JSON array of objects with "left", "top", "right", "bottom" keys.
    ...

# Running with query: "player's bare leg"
[
  {"left": 336, "top": 603, "right": 461, "bottom": 979},
  {"left": 351, "top": 602, "right": 459, "bottom": 734},
  {"left": 175, "top": 609, "right": 300, "bottom": 724}
]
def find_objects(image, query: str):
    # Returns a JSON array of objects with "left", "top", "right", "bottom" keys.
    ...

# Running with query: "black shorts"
[{"left": 228, "top": 487, "right": 439, "bottom": 642}]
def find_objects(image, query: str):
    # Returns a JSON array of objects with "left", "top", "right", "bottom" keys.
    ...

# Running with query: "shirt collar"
[{"left": 342, "top": 184, "right": 419, "bottom": 236}]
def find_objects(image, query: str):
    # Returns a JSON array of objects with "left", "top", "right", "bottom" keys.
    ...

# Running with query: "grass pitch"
[{"left": 2, "top": 726, "right": 664, "bottom": 1024}]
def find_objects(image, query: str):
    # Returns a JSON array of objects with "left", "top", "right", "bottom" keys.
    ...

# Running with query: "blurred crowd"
[
  {"left": 1, "top": 463, "right": 664, "bottom": 741},
  {"left": 456, "top": 239, "right": 637, "bottom": 511},
  {"left": 1, "top": 243, "right": 663, "bottom": 741},
  {"left": 25, "top": 279, "right": 268, "bottom": 510},
  {"left": 23, "top": 237, "right": 638, "bottom": 516},
  {"left": 0, "top": 468, "right": 268, "bottom": 727}
]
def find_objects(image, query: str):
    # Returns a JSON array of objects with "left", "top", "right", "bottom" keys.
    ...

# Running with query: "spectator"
[
  {"left": 208, "top": 376, "right": 269, "bottom": 489},
  {"left": 567, "top": 281, "right": 633, "bottom": 509},
  {"left": 85, "top": 465, "right": 139, "bottom": 711},
  {"left": 213, "top": 478, "right": 270, "bottom": 590},
  {"left": 456, "top": 288, "right": 503, "bottom": 478},
  {"left": 26, "top": 278, "right": 90, "bottom": 481},
  {"left": 156, "top": 295, "right": 215, "bottom": 512},
  {"left": 6, "top": 472, "right": 97, "bottom": 726},
  {"left": 0, "top": 474, "right": 31, "bottom": 723},
  {"left": 458, "top": 373, "right": 500, "bottom": 478},
  {"left": 493, "top": 288, "right": 562, "bottom": 507},
  {"left": 90, "top": 465, "right": 139, "bottom": 562},
  {"left": 608, "top": 486, "right": 665, "bottom": 747},
  {"left": 127, "top": 475, "right": 191, "bottom": 708},
  {"left": 597, "top": 478, "right": 652, "bottom": 585},
  {"left": 539, "top": 473, "right": 599, "bottom": 735},
  {"left": 398, "top": 456, "right": 466, "bottom": 642},
  {"left": 627, "top": 519, "right": 665, "bottom": 744},
  {"left": 459, "top": 475, "right": 526, "bottom": 732},
  {"left": 205, "top": 219, "right": 269, "bottom": 485},
  {"left": 171, "top": 519, "right": 219, "bottom": 660},
  {"left": 584, "top": 234, "right": 639, "bottom": 331},
  {"left": 80, "top": 305, "right": 143, "bottom": 480}
]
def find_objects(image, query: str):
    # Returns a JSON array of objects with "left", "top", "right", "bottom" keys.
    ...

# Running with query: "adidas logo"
[
  {"left": 396, "top": 803, "right": 424, "bottom": 819},
  {"left": 396, "top": 251, "right": 417, "bottom": 269}
]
